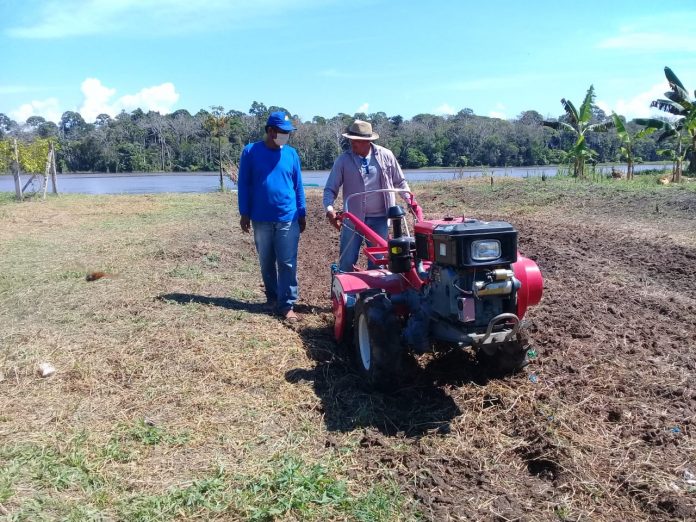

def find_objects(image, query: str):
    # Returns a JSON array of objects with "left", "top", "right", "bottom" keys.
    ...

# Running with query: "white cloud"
[
  {"left": 79, "top": 78, "right": 117, "bottom": 122},
  {"left": 78, "top": 78, "right": 179, "bottom": 122},
  {"left": 113, "top": 83, "right": 179, "bottom": 116},
  {"left": 7, "top": 0, "right": 137, "bottom": 38},
  {"left": 0, "top": 85, "right": 40, "bottom": 95},
  {"left": 6, "top": 0, "right": 331, "bottom": 39},
  {"left": 10, "top": 98, "right": 62, "bottom": 124},
  {"left": 8, "top": 78, "right": 180, "bottom": 124},
  {"left": 434, "top": 103, "right": 455, "bottom": 115},
  {"left": 357, "top": 103, "right": 369, "bottom": 114},
  {"left": 598, "top": 31, "right": 696, "bottom": 52},
  {"left": 488, "top": 103, "right": 506, "bottom": 119},
  {"left": 596, "top": 83, "right": 668, "bottom": 119}
]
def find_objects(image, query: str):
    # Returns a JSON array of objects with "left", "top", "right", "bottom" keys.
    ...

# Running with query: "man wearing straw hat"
[{"left": 323, "top": 119, "right": 412, "bottom": 272}]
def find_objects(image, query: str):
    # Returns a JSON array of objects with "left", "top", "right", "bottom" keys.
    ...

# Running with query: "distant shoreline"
[{"left": 0, "top": 162, "right": 672, "bottom": 179}]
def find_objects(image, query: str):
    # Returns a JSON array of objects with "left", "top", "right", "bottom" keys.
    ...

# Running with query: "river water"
[{"left": 0, "top": 165, "right": 668, "bottom": 195}]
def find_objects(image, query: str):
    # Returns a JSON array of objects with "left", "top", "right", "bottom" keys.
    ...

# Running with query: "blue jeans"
[
  {"left": 338, "top": 216, "right": 388, "bottom": 272},
  {"left": 252, "top": 220, "right": 300, "bottom": 313}
]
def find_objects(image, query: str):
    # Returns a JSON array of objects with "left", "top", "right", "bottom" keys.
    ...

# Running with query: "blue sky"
[{"left": 2, "top": 0, "right": 695, "bottom": 125}]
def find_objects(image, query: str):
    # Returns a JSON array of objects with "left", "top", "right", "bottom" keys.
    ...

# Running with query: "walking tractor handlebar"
[
  {"left": 338, "top": 189, "right": 424, "bottom": 271},
  {"left": 342, "top": 189, "right": 423, "bottom": 222}
]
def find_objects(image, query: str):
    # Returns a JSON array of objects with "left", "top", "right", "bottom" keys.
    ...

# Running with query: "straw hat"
[{"left": 341, "top": 120, "right": 379, "bottom": 141}]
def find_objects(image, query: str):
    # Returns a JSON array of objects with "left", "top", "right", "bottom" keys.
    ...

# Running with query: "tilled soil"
[{"left": 291, "top": 182, "right": 696, "bottom": 521}]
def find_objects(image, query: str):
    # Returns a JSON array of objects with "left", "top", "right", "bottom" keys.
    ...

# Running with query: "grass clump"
[
  {"left": 118, "top": 467, "right": 230, "bottom": 522},
  {"left": 118, "top": 419, "right": 190, "bottom": 447},
  {"left": 236, "top": 455, "right": 349, "bottom": 521},
  {"left": 0, "top": 434, "right": 104, "bottom": 493},
  {"left": 117, "top": 456, "right": 411, "bottom": 522},
  {"left": 234, "top": 455, "right": 409, "bottom": 521}
]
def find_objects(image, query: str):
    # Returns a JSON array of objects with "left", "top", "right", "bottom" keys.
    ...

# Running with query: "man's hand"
[
  {"left": 407, "top": 195, "right": 424, "bottom": 221},
  {"left": 240, "top": 215, "right": 251, "bottom": 233},
  {"left": 326, "top": 210, "right": 341, "bottom": 231},
  {"left": 298, "top": 216, "right": 306, "bottom": 233}
]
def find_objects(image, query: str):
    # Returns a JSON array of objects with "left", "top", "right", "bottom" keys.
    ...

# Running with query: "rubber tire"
[{"left": 352, "top": 291, "right": 403, "bottom": 391}]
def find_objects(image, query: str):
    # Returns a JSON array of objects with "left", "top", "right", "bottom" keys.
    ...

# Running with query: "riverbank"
[{"left": 0, "top": 162, "right": 674, "bottom": 195}]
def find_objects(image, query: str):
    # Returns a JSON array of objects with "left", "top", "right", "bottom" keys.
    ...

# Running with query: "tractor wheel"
[
  {"left": 478, "top": 333, "right": 530, "bottom": 376},
  {"left": 353, "top": 291, "right": 403, "bottom": 390}
]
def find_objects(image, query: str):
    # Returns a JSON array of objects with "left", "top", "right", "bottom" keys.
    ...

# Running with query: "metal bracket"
[{"left": 470, "top": 313, "right": 521, "bottom": 347}]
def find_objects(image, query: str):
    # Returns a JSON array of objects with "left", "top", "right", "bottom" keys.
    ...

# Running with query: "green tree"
[
  {"left": 635, "top": 67, "right": 696, "bottom": 181},
  {"left": 517, "top": 110, "right": 544, "bottom": 126},
  {"left": 0, "top": 114, "right": 19, "bottom": 138},
  {"left": 59, "top": 111, "right": 89, "bottom": 139},
  {"left": 542, "top": 85, "right": 613, "bottom": 178},
  {"left": 404, "top": 148, "right": 428, "bottom": 168},
  {"left": 204, "top": 106, "right": 230, "bottom": 190},
  {"left": 249, "top": 101, "right": 268, "bottom": 118}
]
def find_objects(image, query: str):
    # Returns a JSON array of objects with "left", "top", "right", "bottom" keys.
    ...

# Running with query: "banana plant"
[
  {"left": 543, "top": 85, "right": 614, "bottom": 178},
  {"left": 635, "top": 67, "right": 696, "bottom": 182},
  {"left": 611, "top": 113, "right": 655, "bottom": 180},
  {"left": 633, "top": 118, "right": 686, "bottom": 181}
]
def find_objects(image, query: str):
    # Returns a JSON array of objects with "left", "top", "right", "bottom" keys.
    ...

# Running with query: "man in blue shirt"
[{"left": 238, "top": 111, "right": 306, "bottom": 321}]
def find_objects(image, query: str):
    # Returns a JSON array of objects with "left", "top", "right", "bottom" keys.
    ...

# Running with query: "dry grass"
[{"left": 0, "top": 193, "right": 411, "bottom": 521}]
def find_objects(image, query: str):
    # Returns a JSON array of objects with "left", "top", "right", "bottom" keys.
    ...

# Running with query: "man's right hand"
[
  {"left": 240, "top": 215, "right": 251, "bottom": 233},
  {"left": 326, "top": 210, "right": 341, "bottom": 231}
]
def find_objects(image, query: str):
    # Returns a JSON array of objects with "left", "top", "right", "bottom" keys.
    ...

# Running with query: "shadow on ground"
[
  {"left": 283, "top": 323, "right": 498, "bottom": 438},
  {"left": 161, "top": 292, "right": 480, "bottom": 438},
  {"left": 159, "top": 293, "right": 272, "bottom": 314},
  {"left": 159, "top": 293, "right": 329, "bottom": 316}
]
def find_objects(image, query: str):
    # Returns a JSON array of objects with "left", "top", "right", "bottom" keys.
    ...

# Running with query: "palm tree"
[
  {"left": 543, "top": 85, "right": 614, "bottom": 179},
  {"left": 611, "top": 113, "right": 654, "bottom": 180},
  {"left": 635, "top": 67, "right": 696, "bottom": 182}
]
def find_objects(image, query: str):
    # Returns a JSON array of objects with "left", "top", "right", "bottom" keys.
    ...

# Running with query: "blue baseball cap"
[{"left": 266, "top": 111, "right": 296, "bottom": 132}]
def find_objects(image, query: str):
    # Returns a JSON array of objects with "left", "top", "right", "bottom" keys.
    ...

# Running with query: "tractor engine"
[
  {"left": 330, "top": 195, "right": 544, "bottom": 384},
  {"left": 406, "top": 217, "right": 528, "bottom": 347}
]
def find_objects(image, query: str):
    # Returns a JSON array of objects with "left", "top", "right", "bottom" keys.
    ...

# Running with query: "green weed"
[
  {"left": 0, "top": 434, "right": 104, "bottom": 494},
  {"left": 118, "top": 467, "right": 230, "bottom": 522},
  {"left": 237, "top": 455, "right": 348, "bottom": 521},
  {"left": 117, "top": 419, "right": 190, "bottom": 447},
  {"left": 204, "top": 252, "right": 221, "bottom": 266},
  {"left": 167, "top": 264, "right": 203, "bottom": 279}
]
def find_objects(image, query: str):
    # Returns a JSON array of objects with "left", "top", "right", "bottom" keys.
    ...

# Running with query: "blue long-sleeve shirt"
[{"left": 237, "top": 141, "right": 306, "bottom": 222}]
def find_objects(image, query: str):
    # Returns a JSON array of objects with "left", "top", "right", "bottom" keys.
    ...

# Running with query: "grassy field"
[
  {"left": 1, "top": 175, "right": 695, "bottom": 521},
  {"left": 0, "top": 192, "right": 412, "bottom": 521}
]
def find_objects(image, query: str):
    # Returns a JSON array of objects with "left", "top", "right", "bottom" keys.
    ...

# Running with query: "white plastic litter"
[
  {"left": 38, "top": 362, "right": 56, "bottom": 378},
  {"left": 684, "top": 469, "right": 696, "bottom": 486}
]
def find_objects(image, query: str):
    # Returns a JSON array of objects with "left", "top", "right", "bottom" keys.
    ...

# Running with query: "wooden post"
[
  {"left": 218, "top": 135, "right": 224, "bottom": 191},
  {"left": 12, "top": 139, "right": 23, "bottom": 201},
  {"left": 21, "top": 174, "right": 37, "bottom": 192},
  {"left": 42, "top": 146, "right": 51, "bottom": 199},
  {"left": 49, "top": 143, "right": 58, "bottom": 194}
]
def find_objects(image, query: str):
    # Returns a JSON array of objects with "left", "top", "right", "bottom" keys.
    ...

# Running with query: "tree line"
[{"left": 0, "top": 87, "right": 690, "bottom": 176}]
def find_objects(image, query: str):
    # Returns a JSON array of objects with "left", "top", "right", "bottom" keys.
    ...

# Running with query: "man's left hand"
[{"left": 299, "top": 216, "right": 306, "bottom": 233}]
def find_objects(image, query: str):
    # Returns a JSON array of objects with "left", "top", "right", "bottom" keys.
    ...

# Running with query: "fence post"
[
  {"left": 50, "top": 142, "right": 59, "bottom": 194},
  {"left": 12, "top": 138, "right": 23, "bottom": 201},
  {"left": 42, "top": 145, "right": 51, "bottom": 199}
]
